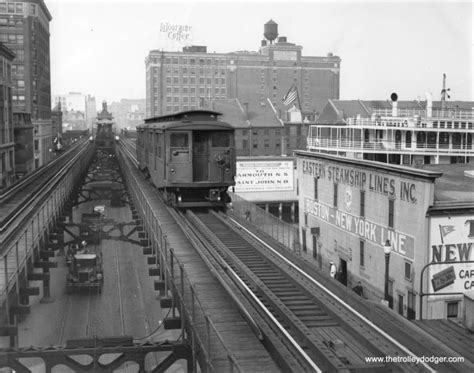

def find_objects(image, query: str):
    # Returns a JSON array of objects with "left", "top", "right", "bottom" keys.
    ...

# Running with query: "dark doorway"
[{"left": 338, "top": 258, "right": 347, "bottom": 286}]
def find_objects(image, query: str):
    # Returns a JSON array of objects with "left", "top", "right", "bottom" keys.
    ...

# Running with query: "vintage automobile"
[{"left": 66, "top": 252, "right": 104, "bottom": 294}]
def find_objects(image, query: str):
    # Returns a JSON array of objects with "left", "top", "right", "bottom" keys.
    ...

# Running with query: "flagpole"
[{"left": 295, "top": 84, "right": 302, "bottom": 113}]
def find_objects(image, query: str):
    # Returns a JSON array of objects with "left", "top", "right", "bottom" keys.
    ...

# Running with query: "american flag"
[{"left": 282, "top": 85, "right": 298, "bottom": 106}]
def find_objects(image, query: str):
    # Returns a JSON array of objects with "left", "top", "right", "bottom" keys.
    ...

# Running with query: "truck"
[{"left": 66, "top": 250, "right": 104, "bottom": 294}]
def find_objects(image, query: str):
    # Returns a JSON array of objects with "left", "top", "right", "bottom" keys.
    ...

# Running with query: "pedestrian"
[{"left": 352, "top": 281, "right": 364, "bottom": 297}]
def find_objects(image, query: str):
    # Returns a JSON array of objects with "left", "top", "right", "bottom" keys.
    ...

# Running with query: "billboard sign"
[
  {"left": 428, "top": 215, "right": 474, "bottom": 293},
  {"left": 235, "top": 161, "right": 294, "bottom": 192}
]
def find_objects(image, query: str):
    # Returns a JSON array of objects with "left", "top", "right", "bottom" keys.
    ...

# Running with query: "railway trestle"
[
  {"left": 0, "top": 142, "right": 95, "bottom": 347},
  {"left": 0, "top": 338, "right": 192, "bottom": 373}
]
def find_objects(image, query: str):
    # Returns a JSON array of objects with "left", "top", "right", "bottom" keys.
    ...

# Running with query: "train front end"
[{"left": 166, "top": 122, "right": 236, "bottom": 207}]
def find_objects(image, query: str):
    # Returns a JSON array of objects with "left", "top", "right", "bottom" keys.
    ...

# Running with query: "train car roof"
[
  {"left": 138, "top": 109, "right": 234, "bottom": 131},
  {"left": 143, "top": 110, "right": 222, "bottom": 124}
]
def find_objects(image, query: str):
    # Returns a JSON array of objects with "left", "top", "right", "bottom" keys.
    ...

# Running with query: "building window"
[
  {"left": 314, "top": 177, "right": 318, "bottom": 200},
  {"left": 407, "top": 291, "right": 416, "bottom": 320},
  {"left": 264, "top": 139, "right": 269, "bottom": 148},
  {"left": 242, "top": 139, "right": 248, "bottom": 149},
  {"left": 304, "top": 213, "right": 308, "bottom": 226},
  {"left": 404, "top": 262, "right": 412, "bottom": 280},
  {"left": 359, "top": 240, "right": 365, "bottom": 267},
  {"left": 252, "top": 139, "right": 258, "bottom": 149},
  {"left": 447, "top": 302, "right": 459, "bottom": 318},
  {"left": 333, "top": 183, "right": 338, "bottom": 207},
  {"left": 360, "top": 190, "right": 365, "bottom": 217},
  {"left": 388, "top": 199, "right": 395, "bottom": 228},
  {"left": 252, "top": 129, "right": 258, "bottom": 136}
]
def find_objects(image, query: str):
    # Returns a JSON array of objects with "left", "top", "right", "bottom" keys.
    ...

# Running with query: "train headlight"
[{"left": 97, "top": 273, "right": 103, "bottom": 280}]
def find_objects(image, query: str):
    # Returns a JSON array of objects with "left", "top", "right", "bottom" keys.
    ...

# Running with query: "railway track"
[
  {"left": 116, "top": 138, "right": 471, "bottom": 372},
  {"left": 179, "top": 209, "right": 434, "bottom": 373},
  {"left": 0, "top": 139, "right": 90, "bottom": 245}
]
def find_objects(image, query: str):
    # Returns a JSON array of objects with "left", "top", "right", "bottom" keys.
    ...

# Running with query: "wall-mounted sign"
[
  {"left": 304, "top": 197, "right": 415, "bottom": 260},
  {"left": 235, "top": 161, "right": 294, "bottom": 192},
  {"left": 301, "top": 159, "right": 418, "bottom": 204},
  {"left": 428, "top": 215, "right": 474, "bottom": 293},
  {"left": 274, "top": 50, "right": 297, "bottom": 61},
  {"left": 431, "top": 266, "right": 456, "bottom": 292}
]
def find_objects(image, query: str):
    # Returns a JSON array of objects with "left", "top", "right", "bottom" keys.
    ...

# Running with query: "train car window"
[
  {"left": 157, "top": 133, "right": 162, "bottom": 158},
  {"left": 211, "top": 132, "right": 230, "bottom": 147},
  {"left": 170, "top": 133, "right": 188, "bottom": 148}
]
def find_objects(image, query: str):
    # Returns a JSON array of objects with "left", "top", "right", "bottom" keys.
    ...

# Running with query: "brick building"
[
  {"left": 145, "top": 20, "right": 340, "bottom": 120},
  {"left": 296, "top": 150, "right": 474, "bottom": 320},
  {"left": 0, "top": 0, "right": 53, "bottom": 172},
  {"left": 0, "top": 42, "right": 15, "bottom": 188}
]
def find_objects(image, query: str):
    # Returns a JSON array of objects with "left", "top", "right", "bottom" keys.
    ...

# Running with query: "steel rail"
[
  {"left": 229, "top": 216, "right": 436, "bottom": 373},
  {"left": 0, "top": 141, "right": 89, "bottom": 237},
  {"left": 0, "top": 140, "right": 86, "bottom": 202}
]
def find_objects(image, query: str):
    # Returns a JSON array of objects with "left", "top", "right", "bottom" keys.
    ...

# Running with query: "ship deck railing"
[{"left": 306, "top": 138, "right": 474, "bottom": 154}]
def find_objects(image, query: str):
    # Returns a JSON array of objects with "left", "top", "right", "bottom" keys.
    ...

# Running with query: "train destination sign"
[{"left": 304, "top": 197, "right": 415, "bottom": 259}]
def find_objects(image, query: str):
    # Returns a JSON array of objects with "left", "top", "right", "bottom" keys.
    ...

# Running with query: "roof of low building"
[
  {"left": 420, "top": 163, "right": 474, "bottom": 207},
  {"left": 212, "top": 98, "right": 283, "bottom": 128}
]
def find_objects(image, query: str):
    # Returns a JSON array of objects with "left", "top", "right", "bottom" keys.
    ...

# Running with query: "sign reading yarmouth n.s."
[
  {"left": 428, "top": 215, "right": 474, "bottom": 293},
  {"left": 235, "top": 161, "right": 294, "bottom": 192},
  {"left": 301, "top": 159, "right": 418, "bottom": 203},
  {"left": 305, "top": 198, "right": 415, "bottom": 259}
]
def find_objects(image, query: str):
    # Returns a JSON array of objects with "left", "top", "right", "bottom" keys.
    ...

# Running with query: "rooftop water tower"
[{"left": 264, "top": 19, "right": 278, "bottom": 44}]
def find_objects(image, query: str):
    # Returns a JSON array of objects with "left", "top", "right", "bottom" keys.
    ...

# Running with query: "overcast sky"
[{"left": 48, "top": 0, "right": 473, "bottom": 106}]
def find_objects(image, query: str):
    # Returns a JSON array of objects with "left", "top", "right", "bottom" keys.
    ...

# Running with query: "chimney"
[{"left": 243, "top": 103, "right": 249, "bottom": 119}]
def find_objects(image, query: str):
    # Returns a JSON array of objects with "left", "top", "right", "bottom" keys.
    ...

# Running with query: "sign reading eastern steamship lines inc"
[
  {"left": 302, "top": 160, "right": 418, "bottom": 204},
  {"left": 305, "top": 198, "right": 415, "bottom": 260},
  {"left": 235, "top": 161, "right": 294, "bottom": 192},
  {"left": 428, "top": 215, "right": 474, "bottom": 293}
]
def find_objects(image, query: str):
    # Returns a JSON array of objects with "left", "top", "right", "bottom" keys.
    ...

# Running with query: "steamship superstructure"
[{"left": 307, "top": 95, "right": 474, "bottom": 165}]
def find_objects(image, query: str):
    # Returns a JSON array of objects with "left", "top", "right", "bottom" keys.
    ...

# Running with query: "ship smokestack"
[{"left": 390, "top": 92, "right": 398, "bottom": 116}]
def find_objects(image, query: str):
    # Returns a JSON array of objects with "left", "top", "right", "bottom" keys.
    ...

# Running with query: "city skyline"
[{"left": 49, "top": 0, "right": 473, "bottom": 106}]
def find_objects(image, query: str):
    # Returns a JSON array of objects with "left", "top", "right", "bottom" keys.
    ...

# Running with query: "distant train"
[
  {"left": 136, "top": 110, "right": 236, "bottom": 207},
  {"left": 95, "top": 121, "right": 116, "bottom": 151}
]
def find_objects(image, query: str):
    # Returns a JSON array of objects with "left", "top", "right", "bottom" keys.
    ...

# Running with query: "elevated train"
[
  {"left": 94, "top": 121, "right": 116, "bottom": 152},
  {"left": 136, "top": 110, "right": 236, "bottom": 207}
]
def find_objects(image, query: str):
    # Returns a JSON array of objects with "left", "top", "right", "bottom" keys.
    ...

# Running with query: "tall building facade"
[
  {"left": 0, "top": 42, "right": 15, "bottom": 188},
  {"left": 84, "top": 94, "right": 96, "bottom": 132},
  {"left": 109, "top": 98, "right": 145, "bottom": 130},
  {"left": 0, "top": 0, "right": 53, "bottom": 173},
  {"left": 53, "top": 93, "right": 97, "bottom": 132},
  {"left": 145, "top": 20, "right": 340, "bottom": 119}
]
